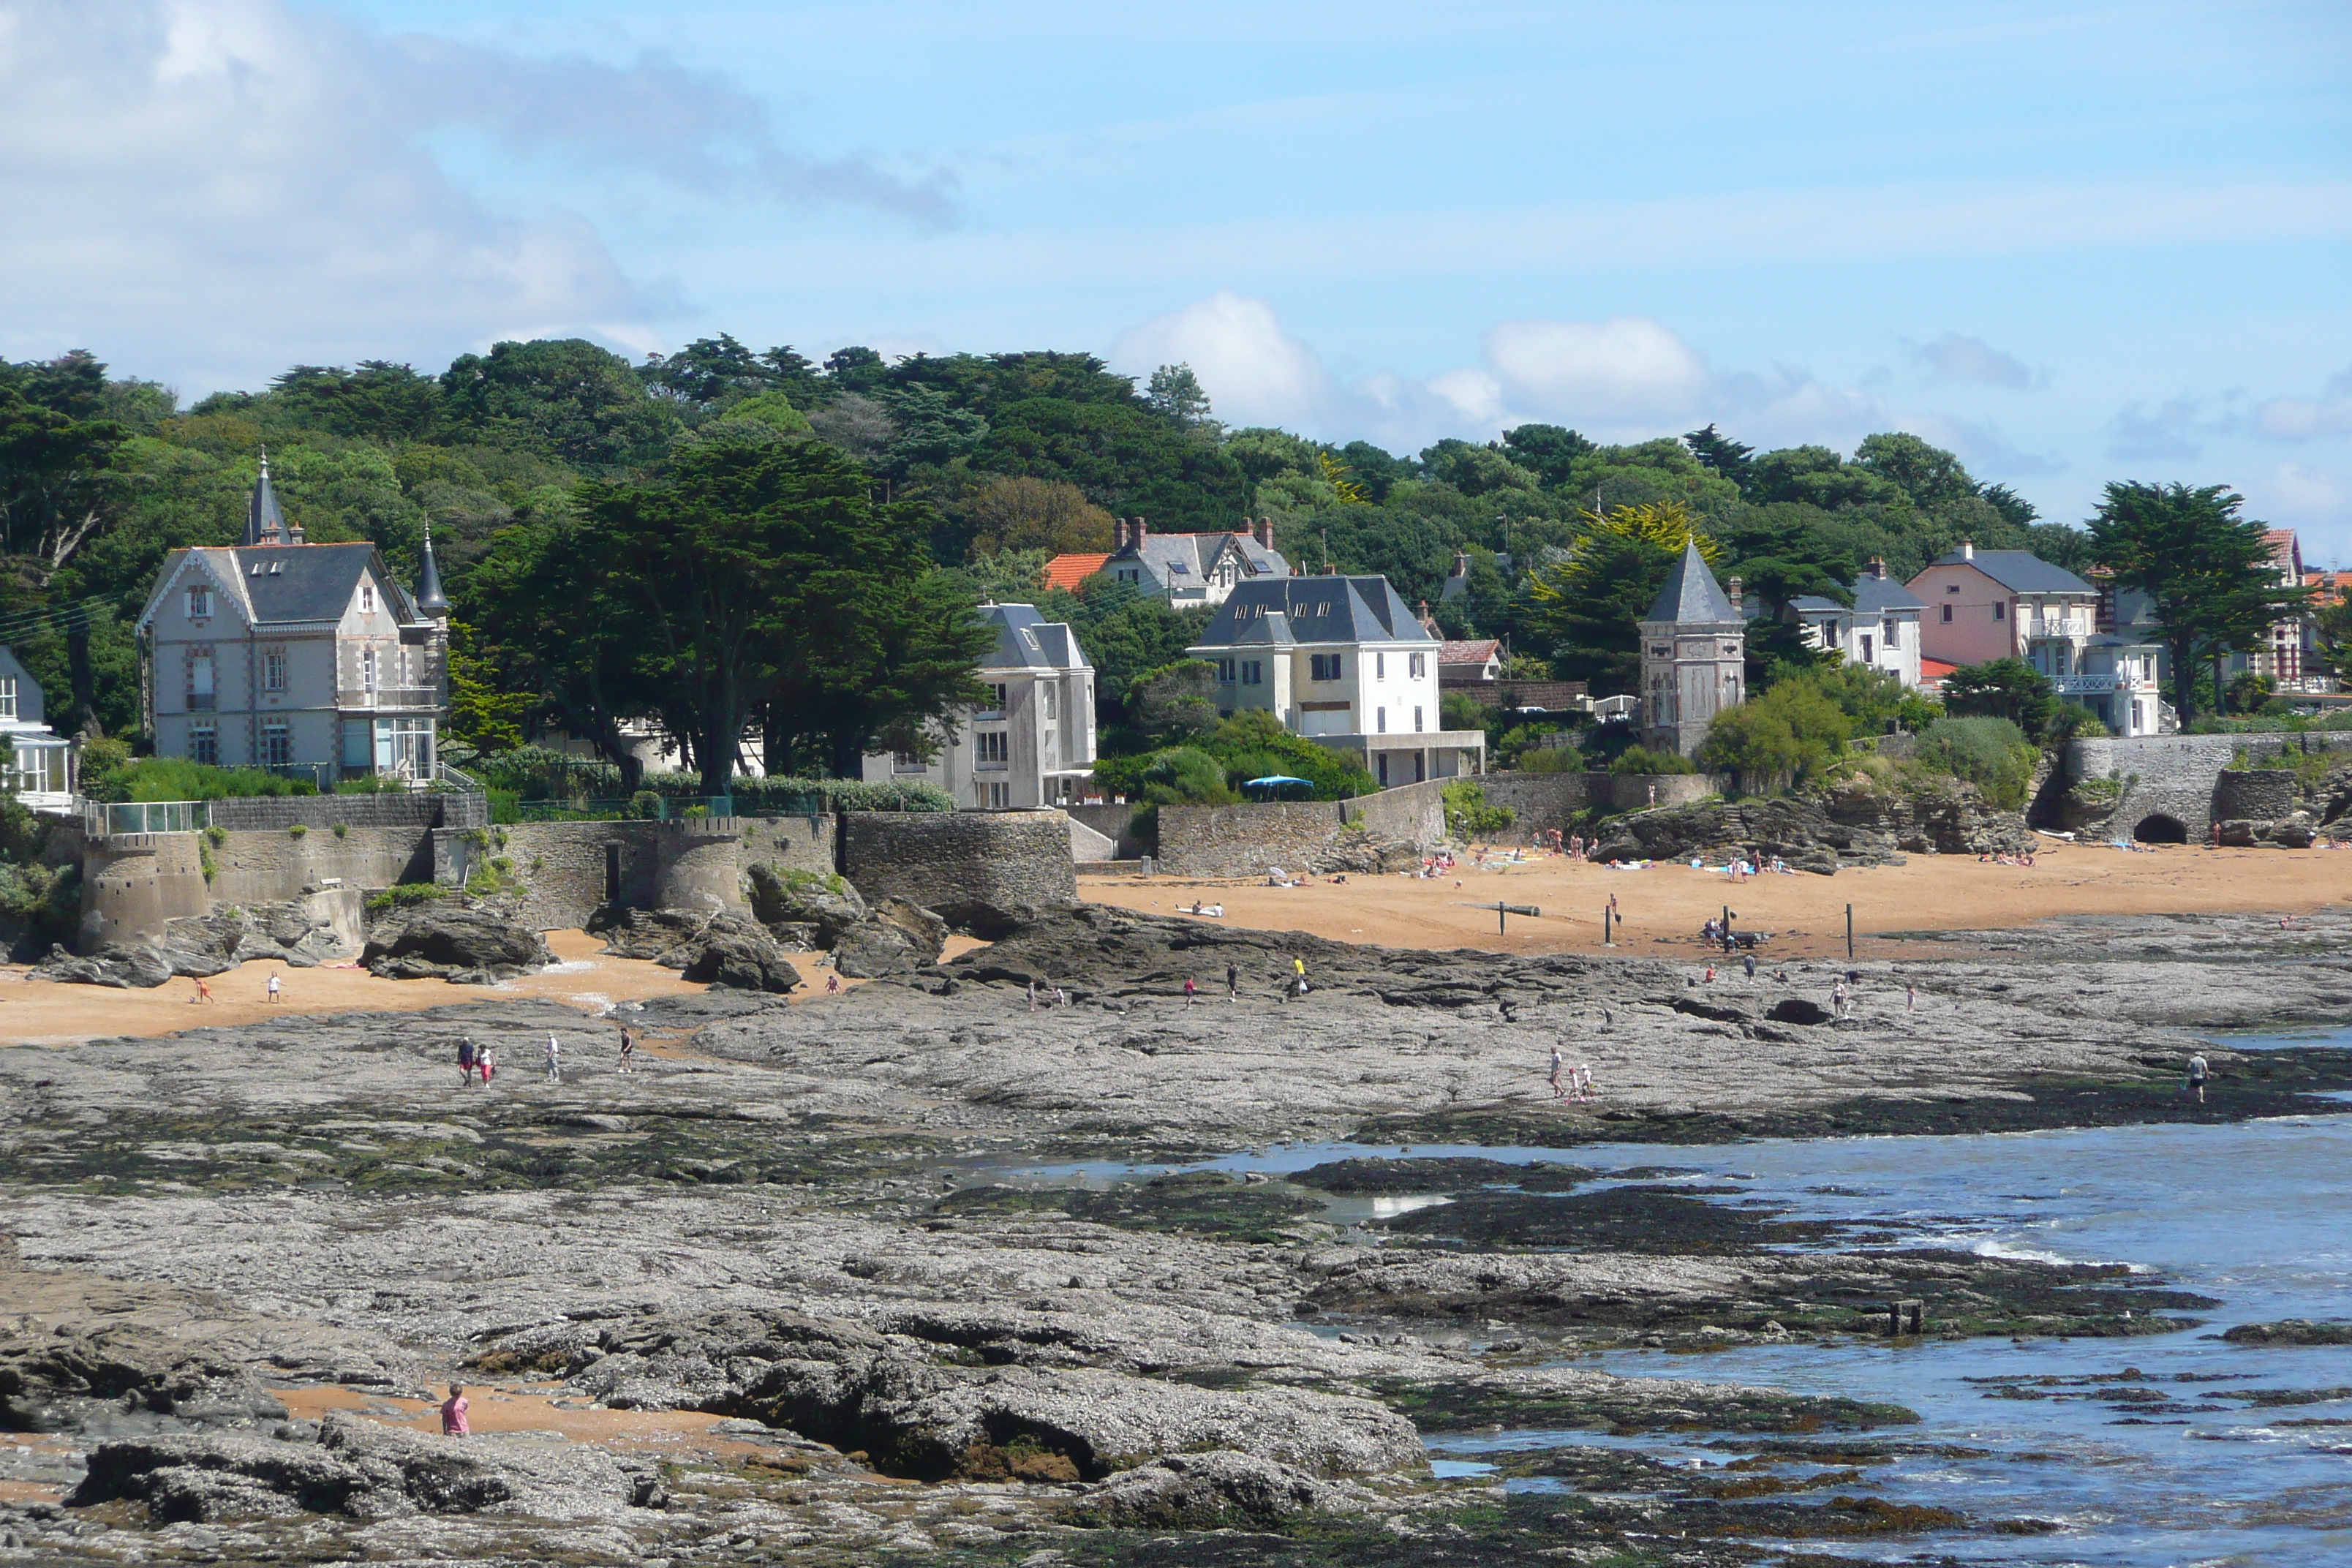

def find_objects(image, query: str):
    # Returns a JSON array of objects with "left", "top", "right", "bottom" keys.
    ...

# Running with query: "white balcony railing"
[
  {"left": 2027, "top": 618, "right": 2092, "bottom": 641},
  {"left": 2053, "top": 674, "right": 2117, "bottom": 695},
  {"left": 338, "top": 687, "right": 440, "bottom": 710}
]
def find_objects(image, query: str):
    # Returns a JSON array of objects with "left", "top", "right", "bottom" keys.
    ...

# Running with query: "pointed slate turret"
[
  {"left": 1637, "top": 538, "right": 1746, "bottom": 759},
  {"left": 414, "top": 524, "right": 449, "bottom": 617},
  {"left": 244, "top": 451, "right": 287, "bottom": 546},
  {"left": 1646, "top": 538, "right": 1740, "bottom": 624}
]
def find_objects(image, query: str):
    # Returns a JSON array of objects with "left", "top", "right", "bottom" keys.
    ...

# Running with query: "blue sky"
[{"left": 4, "top": 1, "right": 2348, "bottom": 550}]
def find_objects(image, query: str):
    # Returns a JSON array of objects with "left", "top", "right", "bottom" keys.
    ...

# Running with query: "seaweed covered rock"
[
  {"left": 1065, "top": 1450, "right": 1380, "bottom": 1529},
  {"left": 362, "top": 905, "right": 553, "bottom": 984}
]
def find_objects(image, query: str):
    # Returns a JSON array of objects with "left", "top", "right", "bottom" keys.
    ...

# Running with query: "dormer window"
[{"left": 187, "top": 585, "right": 209, "bottom": 619}]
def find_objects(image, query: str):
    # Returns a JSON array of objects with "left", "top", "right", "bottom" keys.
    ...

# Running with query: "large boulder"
[
  {"left": 72, "top": 1412, "right": 666, "bottom": 1523},
  {"left": 832, "top": 919, "right": 920, "bottom": 979},
  {"left": 34, "top": 941, "right": 175, "bottom": 988},
  {"left": 595, "top": 909, "right": 800, "bottom": 992},
  {"left": 1065, "top": 1450, "right": 1381, "bottom": 1529},
  {"left": 745, "top": 863, "right": 867, "bottom": 947},
  {"left": 33, "top": 897, "right": 352, "bottom": 989},
  {"left": 362, "top": 905, "right": 554, "bottom": 984},
  {"left": 870, "top": 896, "right": 948, "bottom": 963}
]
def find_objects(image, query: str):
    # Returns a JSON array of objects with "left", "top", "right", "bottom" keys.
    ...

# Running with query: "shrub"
[
  {"left": 83, "top": 757, "right": 318, "bottom": 803},
  {"left": 0, "top": 860, "right": 79, "bottom": 958},
  {"left": 287, "top": 823, "right": 307, "bottom": 839},
  {"left": 1610, "top": 745, "right": 1699, "bottom": 776},
  {"left": 1696, "top": 680, "right": 1852, "bottom": 792},
  {"left": 334, "top": 774, "right": 411, "bottom": 794},
  {"left": 364, "top": 882, "right": 449, "bottom": 915},
  {"left": 1441, "top": 780, "right": 1515, "bottom": 837},
  {"left": 1915, "top": 715, "right": 2039, "bottom": 810},
  {"left": 1139, "top": 747, "right": 1238, "bottom": 806},
  {"left": 332, "top": 821, "right": 349, "bottom": 839},
  {"left": 1515, "top": 744, "right": 1584, "bottom": 774}
]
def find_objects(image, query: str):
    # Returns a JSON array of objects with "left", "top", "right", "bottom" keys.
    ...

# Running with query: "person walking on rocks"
[
  {"left": 1028, "top": 979, "right": 1039, "bottom": 1013},
  {"left": 265, "top": 972, "right": 281, "bottom": 1005},
  {"left": 1226, "top": 961, "right": 1239, "bottom": 999},
  {"left": 1549, "top": 1045, "right": 1565, "bottom": 1099},
  {"left": 1907, "top": 983, "right": 1917, "bottom": 1012},
  {"left": 478, "top": 1043, "right": 494, "bottom": 1085},
  {"left": 1742, "top": 951, "right": 1756, "bottom": 981},
  {"left": 2186, "top": 1051, "right": 2210, "bottom": 1104},
  {"left": 1831, "top": 978, "right": 1850, "bottom": 1018},
  {"left": 543, "top": 1034, "right": 562, "bottom": 1083},
  {"left": 440, "top": 1384, "right": 470, "bottom": 1437},
  {"left": 1184, "top": 975, "right": 1199, "bottom": 1005},
  {"left": 617, "top": 1026, "right": 636, "bottom": 1074},
  {"left": 1293, "top": 956, "right": 1308, "bottom": 995},
  {"left": 457, "top": 1036, "right": 475, "bottom": 1088}
]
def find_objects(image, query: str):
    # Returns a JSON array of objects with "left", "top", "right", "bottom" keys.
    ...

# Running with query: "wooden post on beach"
[
  {"left": 1603, "top": 906, "right": 1612, "bottom": 946},
  {"left": 1846, "top": 903, "right": 1854, "bottom": 960}
]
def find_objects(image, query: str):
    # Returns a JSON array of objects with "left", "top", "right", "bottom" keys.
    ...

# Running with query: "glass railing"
[{"left": 84, "top": 799, "right": 208, "bottom": 836}]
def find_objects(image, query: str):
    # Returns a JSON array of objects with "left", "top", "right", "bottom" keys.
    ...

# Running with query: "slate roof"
[
  {"left": 1643, "top": 540, "right": 1741, "bottom": 625},
  {"left": 244, "top": 456, "right": 288, "bottom": 545},
  {"left": 979, "top": 603, "right": 1089, "bottom": 671},
  {"left": 140, "top": 543, "right": 424, "bottom": 630},
  {"left": 1790, "top": 576, "right": 1926, "bottom": 617},
  {"left": 1924, "top": 549, "right": 2094, "bottom": 595},
  {"left": 1194, "top": 576, "right": 1436, "bottom": 648},
  {"left": 1113, "top": 532, "right": 1287, "bottom": 589},
  {"left": 1041, "top": 552, "right": 1110, "bottom": 592},
  {"left": 415, "top": 528, "right": 449, "bottom": 615}
]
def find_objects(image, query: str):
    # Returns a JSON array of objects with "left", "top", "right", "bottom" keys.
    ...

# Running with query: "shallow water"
[{"left": 1006, "top": 1030, "right": 2352, "bottom": 1564}]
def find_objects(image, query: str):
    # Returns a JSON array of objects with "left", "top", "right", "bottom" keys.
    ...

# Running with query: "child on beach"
[{"left": 440, "top": 1384, "right": 470, "bottom": 1436}]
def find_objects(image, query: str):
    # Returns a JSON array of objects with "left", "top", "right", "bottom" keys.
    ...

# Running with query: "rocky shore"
[{"left": 4, "top": 905, "right": 2349, "bottom": 1564}]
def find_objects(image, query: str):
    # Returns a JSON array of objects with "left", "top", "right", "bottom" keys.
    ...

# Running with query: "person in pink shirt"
[{"left": 440, "top": 1384, "right": 470, "bottom": 1436}]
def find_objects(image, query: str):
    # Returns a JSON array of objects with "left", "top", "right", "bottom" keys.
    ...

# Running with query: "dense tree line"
[{"left": 0, "top": 332, "right": 2299, "bottom": 779}]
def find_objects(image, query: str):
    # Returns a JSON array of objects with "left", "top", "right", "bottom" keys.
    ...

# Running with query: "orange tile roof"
[
  {"left": 1040, "top": 552, "right": 1110, "bottom": 592},
  {"left": 1918, "top": 657, "right": 1959, "bottom": 689}
]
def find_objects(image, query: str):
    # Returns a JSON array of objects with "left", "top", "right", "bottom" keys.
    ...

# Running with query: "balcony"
[
  {"left": 2026, "top": 618, "right": 2092, "bottom": 641},
  {"left": 2053, "top": 674, "right": 2117, "bottom": 695},
  {"left": 339, "top": 687, "right": 440, "bottom": 711}
]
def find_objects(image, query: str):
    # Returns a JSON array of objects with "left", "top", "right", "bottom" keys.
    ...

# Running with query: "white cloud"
[
  {"left": 1905, "top": 331, "right": 2041, "bottom": 390},
  {"left": 0, "top": 0, "right": 949, "bottom": 390},
  {"left": 2255, "top": 367, "right": 2352, "bottom": 441},
  {"left": 2106, "top": 397, "right": 2207, "bottom": 464},
  {"left": 1480, "top": 316, "right": 1713, "bottom": 423},
  {"left": 2264, "top": 461, "right": 2348, "bottom": 520},
  {"left": 1109, "top": 291, "right": 1330, "bottom": 427}
]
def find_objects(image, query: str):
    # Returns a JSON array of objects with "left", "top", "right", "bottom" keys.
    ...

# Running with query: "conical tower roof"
[
  {"left": 415, "top": 524, "right": 449, "bottom": 615},
  {"left": 244, "top": 451, "right": 288, "bottom": 545},
  {"left": 1643, "top": 538, "right": 1739, "bottom": 625}
]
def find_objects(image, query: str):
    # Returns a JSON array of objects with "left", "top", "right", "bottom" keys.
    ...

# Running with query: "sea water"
[{"left": 1005, "top": 1030, "right": 2352, "bottom": 1564}]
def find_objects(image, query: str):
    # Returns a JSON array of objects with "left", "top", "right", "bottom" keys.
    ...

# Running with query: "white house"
[
  {"left": 1188, "top": 573, "right": 1485, "bottom": 788},
  {"left": 2062, "top": 634, "right": 2167, "bottom": 736},
  {"left": 1790, "top": 558, "right": 1925, "bottom": 688},
  {"left": 1096, "top": 518, "right": 1289, "bottom": 607},
  {"left": 136, "top": 459, "right": 450, "bottom": 783},
  {"left": 863, "top": 603, "right": 1096, "bottom": 810},
  {"left": 1639, "top": 540, "right": 1746, "bottom": 758},
  {"left": 0, "top": 647, "right": 75, "bottom": 810},
  {"left": 1908, "top": 542, "right": 2166, "bottom": 734}
]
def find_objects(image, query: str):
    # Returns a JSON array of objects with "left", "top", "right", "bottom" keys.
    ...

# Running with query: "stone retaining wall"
[
  {"left": 1156, "top": 801, "right": 1354, "bottom": 878},
  {"left": 839, "top": 810, "right": 1077, "bottom": 930},
  {"left": 2212, "top": 768, "right": 2304, "bottom": 824},
  {"left": 433, "top": 815, "right": 836, "bottom": 932},
  {"left": 2062, "top": 733, "right": 2352, "bottom": 840},
  {"left": 207, "top": 826, "right": 436, "bottom": 907},
  {"left": 1064, "top": 803, "right": 1147, "bottom": 858}
]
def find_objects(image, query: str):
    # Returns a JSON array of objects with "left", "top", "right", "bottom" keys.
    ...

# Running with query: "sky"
[{"left": 4, "top": 1, "right": 2348, "bottom": 551}]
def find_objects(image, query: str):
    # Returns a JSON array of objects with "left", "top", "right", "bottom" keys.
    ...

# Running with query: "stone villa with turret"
[
  {"left": 1639, "top": 539, "right": 1746, "bottom": 758},
  {"left": 135, "top": 458, "right": 452, "bottom": 783}
]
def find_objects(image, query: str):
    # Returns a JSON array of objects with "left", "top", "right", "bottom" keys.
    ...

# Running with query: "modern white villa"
[
  {"left": 0, "top": 647, "right": 75, "bottom": 810},
  {"left": 1188, "top": 573, "right": 1486, "bottom": 786},
  {"left": 863, "top": 602, "right": 1097, "bottom": 810}
]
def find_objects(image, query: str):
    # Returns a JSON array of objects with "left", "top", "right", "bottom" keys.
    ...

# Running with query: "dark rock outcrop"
[
  {"left": 1591, "top": 782, "right": 2028, "bottom": 872},
  {"left": 746, "top": 864, "right": 866, "bottom": 946},
  {"left": 871, "top": 896, "right": 948, "bottom": 963},
  {"left": 1065, "top": 1450, "right": 1379, "bottom": 1529},
  {"left": 832, "top": 919, "right": 920, "bottom": 978},
  {"left": 595, "top": 908, "right": 801, "bottom": 992},
  {"left": 35, "top": 899, "right": 350, "bottom": 988},
  {"left": 362, "top": 905, "right": 554, "bottom": 984},
  {"left": 2220, "top": 1319, "right": 2352, "bottom": 1346}
]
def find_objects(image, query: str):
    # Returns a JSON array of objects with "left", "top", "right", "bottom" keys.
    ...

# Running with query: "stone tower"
[{"left": 1637, "top": 539, "right": 1746, "bottom": 758}]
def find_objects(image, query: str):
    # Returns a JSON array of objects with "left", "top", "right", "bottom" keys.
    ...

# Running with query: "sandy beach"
[{"left": 1082, "top": 840, "right": 2352, "bottom": 959}]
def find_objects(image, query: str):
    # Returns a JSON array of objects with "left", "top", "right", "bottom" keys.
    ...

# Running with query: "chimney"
[
  {"left": 1452, "top": 549, "right": 1469, "bottom": 577},
  {"left": 1417, "top": 598, "right": 1439, "bottom": 636},
  {"left": 288, "top": 521, "right": 305, "bottom": 545},
  {"left": 1114, "top": 518, "right": 1131, "bottom": 551},
  {"left": 1133, "top": 516, "right": 1148, "bottom": 548},
  {"left": 1324, "top": 562, "right": 1338, "bottom": 575},
  {"left": 1254, "top": 516, "right": 1274, "bottom": 549},
  {"left": 1727, "top": 576, "right": 1743, "bottom": 615},
  {"left": 1959, "top": 540, "right": 1974, "bottom": 561},
  {"left": 1869, "top": 556, "right": 1886, "bottom": 579}
]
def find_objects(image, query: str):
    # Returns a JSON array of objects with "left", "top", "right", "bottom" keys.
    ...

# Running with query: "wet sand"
[
  {"left": 272, "top": 1383, "right": 779, "bottom": 1465},
  {"left": 1082, "top": 840, "right": 2352, "bottom": 959}
]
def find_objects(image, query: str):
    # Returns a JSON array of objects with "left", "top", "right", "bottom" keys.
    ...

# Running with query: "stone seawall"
[
  {"left": 1064, "top": 803, "right": 1147, "bottom": 859},
  {"left": 2062, "top": 733, "right": 2352, "bottom": 840},
  {"left": 839, "top": 811, "right": 1076, "bottom": 932},
  {"left": 433, "top": 815, "right": 836, "bottom": 932},
  {"left": 207, "top": 826, "right": 436, "bottom": 906},
  {"left": 1156, "top": 801, "right": 1353, "bottom": 878},
  {"left": 1474, "top": 772, "right": 1724, "bottom": 840}
]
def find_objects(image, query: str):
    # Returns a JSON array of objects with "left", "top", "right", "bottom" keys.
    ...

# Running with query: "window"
[
  {"left": 1242, "top": 660, "right": 1262, "bottom": 686},
  {"left": 186, "top": 585, "right": 209, "bottom": 619},
  {"left": 190, "top": 725, "right": 218, "bottom": 766},
  {"left": 892, "top": 750, "right": 927, "bottom": 774},
  {"left": 975, "top": 730, "right": 1009, "bottom": 767},
  {"left": 1651, "top": 644, "right": 1669, "bottom": 657},
  {"left": 186, "top": 649, "right": 215, "bottom": 710},
  {"left": 1861, "top": 634, "right": 1874, "bottom": 663},
  {"left": 1992, "top": 601, "right": 2006, "bottom": 622},
  {"left": 1882, "top": 618, "right": 1900, "bottom": 649},
  {"left": 263, "top": 649, "right": 286, "bottom": 693},
  {"left": 1945, "top": 584, "right": 1960, "bottom": 594},
  {"left": 0, "top": 676, "right": 14, "bottom": 720},
  {"left": 361, "top": 648, "right": 378, "bottom": 691},
  {"left": 1217, "top": 658, "right": 1235, "bottom": 682},
  {"left": 1408, "top": 652, "right": 1425, "bottom": 679},
  {"left": 1376, "top": 706, "right": 1387, "bottom": 733},
  {"left": 263, "top": 725, "right": 291, "bottom": 768},
  {"left": 1042, "top": 685, "right": 1057, "bottom": 720},
  {"left": 360, "top": 583, "right": 375, "bottom": 614},
  {"left": 1375, "top": 652, "right": 1385, "bottom": 680},
  {"left": 1310, "top": 653, "right": 1341, "bottom": 682},
  {"left": 1413, "top": 705, "right": 1424, "bottom": 733},
  {"left": 978, "top": 781, "right": 1010, "bottom": 808},
  {"left": 1940, "top": 603, "right": 1953, "bottom": 623},
  {"left": 985, "top": 682, "right": 1009, "bottom": 712}
]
